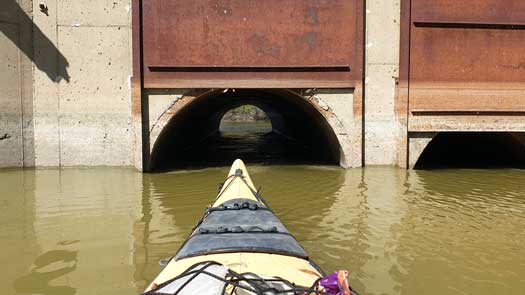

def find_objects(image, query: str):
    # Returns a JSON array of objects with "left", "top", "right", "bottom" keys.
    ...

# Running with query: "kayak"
[{"left": 143, "top": 159, "right": 359, "bottom": 295}]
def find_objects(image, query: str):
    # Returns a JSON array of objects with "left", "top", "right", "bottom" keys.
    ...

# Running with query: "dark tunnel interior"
[
  {"left": 414, "top": 132, "right": 525, "bottom": 170},
  {"left": 149, "top": 89, "right": 342, "bottom": 171}
]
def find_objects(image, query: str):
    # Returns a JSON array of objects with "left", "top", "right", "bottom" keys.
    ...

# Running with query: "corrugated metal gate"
[
  {"left": 135, "top": 0, "right": 364, "bottom": 89},
  {"left": 400, "top": 0, "right": 525, "bottom": 117}
]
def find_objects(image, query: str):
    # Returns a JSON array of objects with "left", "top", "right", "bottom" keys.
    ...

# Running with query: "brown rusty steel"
[
  {"left": 139, "top": 0, "right": 363, "bottom": 88},
  {"left": 411, "top": 0, "right": 525, "bottom": 25},
  {"left": 399, "top": 0, "right": 525, "bottom": 116}
]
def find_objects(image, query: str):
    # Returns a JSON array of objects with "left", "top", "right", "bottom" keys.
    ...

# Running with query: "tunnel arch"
[
  {"left": 148, "top": 89, "right": 347, "bottom": 171},
  {"left": 414, "top": 132, "right": 525, "bottom": 169}
]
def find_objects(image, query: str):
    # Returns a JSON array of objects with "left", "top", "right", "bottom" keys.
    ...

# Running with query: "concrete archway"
[
  {"left": 413, "top": 132, "right": 525, "bottom": 169},
  {"left": 147, "top": 89, "right": 351, "bottom": 171}
]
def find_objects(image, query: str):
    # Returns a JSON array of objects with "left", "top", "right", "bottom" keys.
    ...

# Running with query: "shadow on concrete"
[
  {"left": 414, "top": 132, "right": 525, "bottom": 169},
  {"left": 0, "top": 0, "right": 70, "bottom": 83}
]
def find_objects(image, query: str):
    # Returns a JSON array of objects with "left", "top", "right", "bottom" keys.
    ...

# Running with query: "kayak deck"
[{"left": 145, "top": 159, "right": 322, "bottom": 292}]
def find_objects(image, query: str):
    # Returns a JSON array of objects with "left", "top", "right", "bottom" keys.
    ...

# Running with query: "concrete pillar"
[{"left": 364, "top": 0, "right": 401, "bottom": 165}]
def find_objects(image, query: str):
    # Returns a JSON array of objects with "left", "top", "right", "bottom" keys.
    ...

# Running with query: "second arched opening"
[{"left": 414, "top": 132, "right": 525, "bottom": 169}]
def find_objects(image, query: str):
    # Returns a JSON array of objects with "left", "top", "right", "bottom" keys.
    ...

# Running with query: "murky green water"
[{"left": 1, "top": 166, "right": 524, "bottom": 295}]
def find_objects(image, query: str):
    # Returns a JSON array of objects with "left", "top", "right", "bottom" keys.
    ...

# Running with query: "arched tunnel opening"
[
  {"left": 414, "top": 132, "right": 525, "bottom": 170},
  {"left": 149, "top": 89, "right": 342, "bottom": 171}
]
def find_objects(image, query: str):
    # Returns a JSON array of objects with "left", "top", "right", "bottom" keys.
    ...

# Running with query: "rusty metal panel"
[
  {"left": 411, "top": 0, "right": 525, "bottom": 25},
  {"left": 410, "top": 27, "right": 525, "bottom": 84},
  {"left": 140, "top": 0, "right": 362, "bottom": 88},
  {"left": 406, "top": 0, "right": 525, "bottom": 114}
]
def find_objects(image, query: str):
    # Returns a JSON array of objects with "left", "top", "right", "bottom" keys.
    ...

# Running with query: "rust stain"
[
  {"left": 131, "top": 83, "right": 142, "bottom": 117},
  {"left": 301, "top": 32, "right": 317, "bottom": 49},
  {"left": 297, "top": 89, "right": 335, "bottom": 118},
  {"left": 248, "top": 33, "right": 281, "bottom": 57},
  {"left": 216, "top": 6, "right": 232, "bottom": 16},
  {"left": 499, "top": 62, "right": 525, "bottom": 70},
  {"left": 306, "top": 7, "right": 319, "bottom": 25},
  {"left": 213, "top": 0, "right": 233, "bottom": 16},
  {"left": 202, "top": 17, "right": 209, "bottom": 37}
]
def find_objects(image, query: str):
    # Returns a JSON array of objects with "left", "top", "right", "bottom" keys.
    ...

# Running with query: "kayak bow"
[{"left": 143, "top": 159, "right": 358, "bottom": 295}]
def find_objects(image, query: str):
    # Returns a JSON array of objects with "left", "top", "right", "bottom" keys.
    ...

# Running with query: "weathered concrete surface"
[
  {"left": 0, "top": 0, "right": 34, "bottom": 168},
  {"left": 32, "top": 0, "right": 61, "bottom": 166},
  {"left": 314, "top": 89, "right": 360, "bottom": 168},
  {"left": 0, "top": 22, "right": 23, "bottom": 167},
  {"left": 146, "top": 89, "right": 190, "bottom": 159},
  {"left": 18, "top": 0, "right": 36, "bottom": 167},
  {"left": 0, "top": 0, "right": 133, "bottom": 168},
  {"left": 57, "top": 26, "right": 132, "bottom": 166},
  {"left": 30, "top": 0, "right": 133, "bottom": 166},
  {"left": 408, "top": 132, "right": 438, "bottom": 168},
  {"left": 365, "top": 0, "right": 401, "bottom": 165},
  {"left": 57, "top": 0, "right": 131, "bottom": 27},
  {"left": 408, "top": 116, "right": 525, "bottom": 132},
  {"left": 365, "top": 64, "right": 399, "bottom": 165}
]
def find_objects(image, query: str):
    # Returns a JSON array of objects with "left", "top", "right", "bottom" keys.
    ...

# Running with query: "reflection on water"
[
  {"left": 14, "top": 250, "right": 78, "bottom": 295},
  {"left": 0, "top": 167, "right": 524, "bottom": 294},
  {"left": 0, "top": 168, "right": 143, "bottom": 294}
]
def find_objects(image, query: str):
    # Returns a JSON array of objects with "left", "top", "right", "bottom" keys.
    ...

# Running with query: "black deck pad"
[{"left": 174, "top": 199, "right": 308, "bottom": 260}]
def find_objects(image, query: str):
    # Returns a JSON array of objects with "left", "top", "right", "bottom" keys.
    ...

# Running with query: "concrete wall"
[
  {"left": 0, "top": 0, "right": 33, "bottom": 167},
  {"left": 0, "top": 16, "right": 23, "bottom": 167},
  {"left": 32, "top": 0, "right": 133, "bottom": 166},
  {"left": 0, "top": 0, "right": 134, "bottom": 168},
  {"left": 364, "top": 0, "right": 401, "bottom": 165}
]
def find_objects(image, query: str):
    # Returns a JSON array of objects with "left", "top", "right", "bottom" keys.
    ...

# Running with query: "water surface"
[{"left": 0, "top": 167, "right": 524, "bottom": 295}]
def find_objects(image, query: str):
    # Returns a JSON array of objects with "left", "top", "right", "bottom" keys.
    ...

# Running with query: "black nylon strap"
[{"left": 198, "top": 226, "right": 279, "bottom": 234}]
